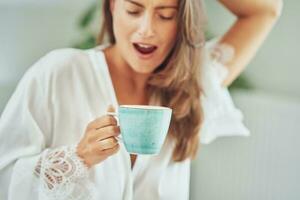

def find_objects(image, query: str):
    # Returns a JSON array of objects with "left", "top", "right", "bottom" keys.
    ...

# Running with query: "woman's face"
[{"left": 110, "top": 0, "right": 178, "bottom": 74}]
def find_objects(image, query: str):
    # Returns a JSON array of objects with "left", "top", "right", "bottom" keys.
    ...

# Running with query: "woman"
[{"left": 0, "top": 0, "right": 282, "bottom": 199}]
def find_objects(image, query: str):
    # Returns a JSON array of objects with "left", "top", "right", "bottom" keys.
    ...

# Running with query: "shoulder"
[
  {"left": 35, "top": 48, "right": 91, "bottom": 73},
  {"left": 17, "top": 47, "right": 97, "bottom": 96},
  {"left": 25, "top": 47, "right": 94, "bottom": 81}
]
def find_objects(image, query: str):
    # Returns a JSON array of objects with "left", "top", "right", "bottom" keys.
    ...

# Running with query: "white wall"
[
  {"left": 0, "top": 0, "right": 94, "bottom": 84},
  {"left": 0, "top": 0, "right": 95, "bottom": 111},
  {"left": 190, "top": 89, "right": 300, "bottom": 200}
]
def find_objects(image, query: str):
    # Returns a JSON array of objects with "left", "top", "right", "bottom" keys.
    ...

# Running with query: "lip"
[{"left": 132, "top": 42, "right": 158, "bottom": 60}]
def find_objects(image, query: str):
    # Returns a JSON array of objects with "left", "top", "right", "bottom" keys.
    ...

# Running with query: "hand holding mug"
[{"left": 77, "top": 105, "right": 120, "bottom": 168}]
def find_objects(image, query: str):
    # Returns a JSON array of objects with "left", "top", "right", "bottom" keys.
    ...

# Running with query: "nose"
[{"left": 137, "top": 13, "right": 155, "bottom": 38}]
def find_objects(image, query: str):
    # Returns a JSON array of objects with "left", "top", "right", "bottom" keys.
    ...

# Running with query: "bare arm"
[{"left": 215, "top": 0, "right": 283, "bottom": 87}]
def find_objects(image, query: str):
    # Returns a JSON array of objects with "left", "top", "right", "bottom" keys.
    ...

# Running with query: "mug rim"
[{"left": 119, "top": 105, "right": 171, "bottom": 110}]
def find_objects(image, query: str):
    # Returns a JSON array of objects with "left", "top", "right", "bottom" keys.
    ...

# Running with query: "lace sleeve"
[
  {"left": 34, "top": 145, "right": 95, "bottom": 200},
  {"left": 205, "top": 38, "right": 235, "bottom": 84},
  {"left": 199, "top": 38, "right": 250, "bottom": 144}
]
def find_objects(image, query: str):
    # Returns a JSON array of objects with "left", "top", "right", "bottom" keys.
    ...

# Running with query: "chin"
[
  {"left": 131, "top": 65, "right": 156, "bottom": 74},
  {"left": 129, "top": 58, "right": 160, "bottom": 74}
]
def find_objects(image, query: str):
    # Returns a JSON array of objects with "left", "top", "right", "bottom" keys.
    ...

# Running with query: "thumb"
[{"left": 106, "top": 104, "right": 116, "bottom": 113}]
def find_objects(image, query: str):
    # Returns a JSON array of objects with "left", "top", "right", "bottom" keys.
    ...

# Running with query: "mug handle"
[{"left": 106, "top": 111, "right": 122, "bottom": 142}]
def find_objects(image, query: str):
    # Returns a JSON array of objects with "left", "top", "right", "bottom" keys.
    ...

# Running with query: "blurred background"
[{"left": 0, "top": 0, "right": 299, "bottom": 199}]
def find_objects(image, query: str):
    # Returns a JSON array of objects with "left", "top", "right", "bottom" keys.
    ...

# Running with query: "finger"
[
  {"left": 87, "top": 115, "right": 117, "bottom": 130},
  {"left": 107, "top": 105, "right": 115, "bottom": 113},
  {"left": 102, "top": 143, "right": 120, "bottom": 156},
  {"left": 96, "top": 137, "right": 119, "bottom": 151},
  {"left": 90, "top": 126, "right": 120, "bottom": 141}
]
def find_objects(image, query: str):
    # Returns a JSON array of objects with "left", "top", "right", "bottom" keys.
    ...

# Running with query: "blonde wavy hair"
[{"left": 98, "top": 0, "right": 207, "bottom": 162}]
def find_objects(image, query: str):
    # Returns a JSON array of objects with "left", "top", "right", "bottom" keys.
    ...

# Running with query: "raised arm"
[{"left": 215, "top": 0, "right": 283, "bottom": 87}]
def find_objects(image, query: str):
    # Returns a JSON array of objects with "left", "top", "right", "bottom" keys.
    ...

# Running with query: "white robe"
[{"left": 0, "top": 39, "right": 249, "bottom": 200}]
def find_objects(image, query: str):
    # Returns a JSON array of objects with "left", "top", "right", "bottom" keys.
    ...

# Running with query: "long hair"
[{"left": 97, "top": 0, "right": 207, "bottom": 161}]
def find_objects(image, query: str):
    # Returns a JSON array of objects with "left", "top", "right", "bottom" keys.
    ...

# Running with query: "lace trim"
[
  {"left": 207, "top": 42, "right": 234, "bottom": 83},
  {"left": 34, "top": 145, "right": 95, "bottom": 200},
  {"left": 210, "top": 42, "right": 235, "bottom": 65}
]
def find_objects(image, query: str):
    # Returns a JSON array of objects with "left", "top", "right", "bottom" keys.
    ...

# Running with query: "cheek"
[
  {"left": 159, "top": 24, "right": 178, "bottom": 50},
  {"left": 159, "top": 25, "right": 177, "bottom": 57},
  {"left": 113, "top": 12, "right": 134, "bottom": 42}
]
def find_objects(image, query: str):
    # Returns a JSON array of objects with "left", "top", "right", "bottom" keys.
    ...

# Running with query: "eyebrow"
[{"left": 125, "top": 0, "right": 178, "bottom": 10}]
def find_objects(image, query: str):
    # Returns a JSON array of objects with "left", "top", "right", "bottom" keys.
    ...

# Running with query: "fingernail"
[{"left": 107, "top": 104, "right": 115, "bottom": 112}]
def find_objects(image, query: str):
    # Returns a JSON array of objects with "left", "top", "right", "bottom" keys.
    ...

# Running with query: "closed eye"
[
  {"left": 126, "top": 10, "right": 140, "bottom": 15},
  {"left": 159, "top": 15, "right": 175, "bottom": 20}
]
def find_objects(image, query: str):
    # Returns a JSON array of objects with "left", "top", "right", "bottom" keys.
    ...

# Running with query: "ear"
[{"left": 110, "top": 0, "right": 116, "bottom": 14}]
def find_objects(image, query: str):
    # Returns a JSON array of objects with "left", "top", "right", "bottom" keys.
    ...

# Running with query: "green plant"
[{"left": 73, "top": 2, "right": 99, "bottom": 49}]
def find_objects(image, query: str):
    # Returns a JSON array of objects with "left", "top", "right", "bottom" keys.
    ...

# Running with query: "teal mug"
[{"left": 107, "top": 105, "right": 172, "bottom": 155}]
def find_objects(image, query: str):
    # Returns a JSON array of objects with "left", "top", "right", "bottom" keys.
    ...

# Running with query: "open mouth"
[{"left": 133, "top": 43, "right": 158, "bottom": 55}]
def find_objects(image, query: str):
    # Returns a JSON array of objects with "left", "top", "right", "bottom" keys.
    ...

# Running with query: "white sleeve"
[
  {"left": 200, "top": 38, "right": 250, "bottom": 144},
  {"left": 0, "top": 53, "right": 95, "bottom": 200}
]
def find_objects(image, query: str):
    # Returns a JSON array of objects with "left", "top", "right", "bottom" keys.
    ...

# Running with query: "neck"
[
  {"left": 103, "top": 45, "right": 150, "bottom": 105},
  {"left": 104, "top": 45, "right": 150, "bottom": 92}
]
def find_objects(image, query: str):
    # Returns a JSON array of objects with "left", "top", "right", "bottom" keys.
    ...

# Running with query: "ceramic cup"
[{"left": 107, "top": 105, "right": 172, "bottom": 155}]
